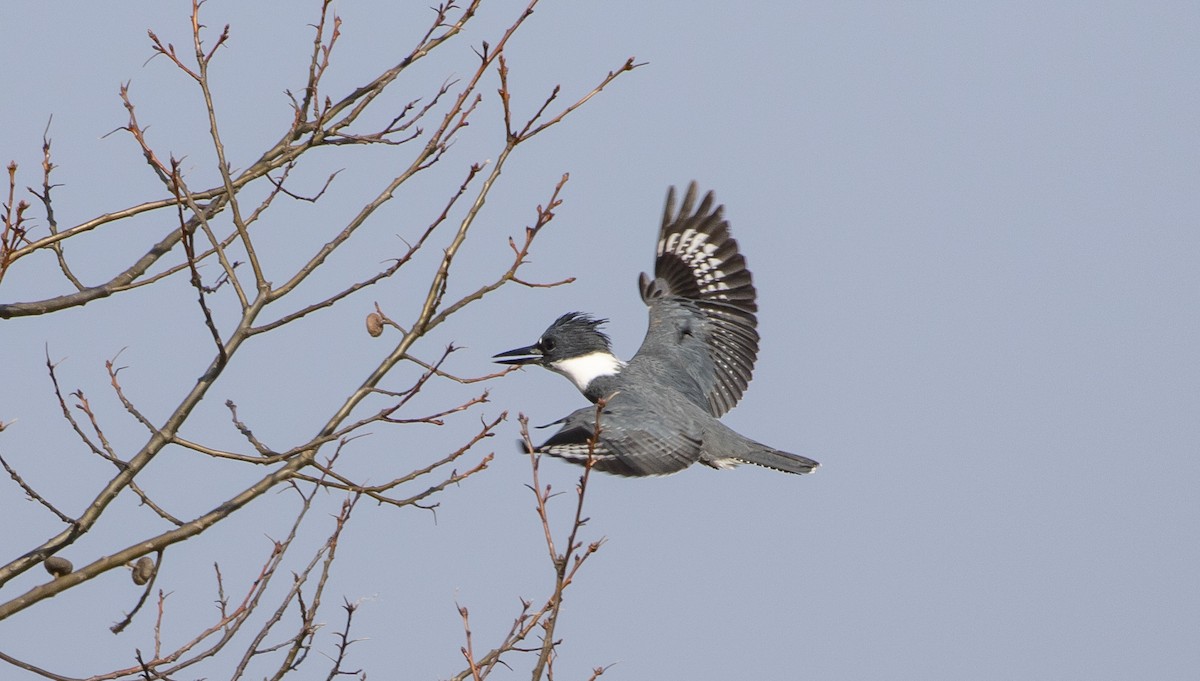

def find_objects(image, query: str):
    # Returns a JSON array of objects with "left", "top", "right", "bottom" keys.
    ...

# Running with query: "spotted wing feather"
[{"left": 631, "top": 183, "right": 760, "bottom": 417}]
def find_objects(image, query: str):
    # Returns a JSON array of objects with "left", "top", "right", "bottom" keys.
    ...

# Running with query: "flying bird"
[{"left": 495, "top": 183, "right": 818, "bottom": 477}]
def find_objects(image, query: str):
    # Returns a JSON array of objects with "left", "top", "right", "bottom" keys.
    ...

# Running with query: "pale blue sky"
[{"left": 2, "top": 2, "right": 1197, "bottom": 679}]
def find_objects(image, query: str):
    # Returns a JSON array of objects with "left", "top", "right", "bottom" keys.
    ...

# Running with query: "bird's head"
[
  {"left": 494, "top": 312, "right": 613, "bottom": 367},
  {"left": 494, "top": 312, "right": 623, "bottom": 392}
]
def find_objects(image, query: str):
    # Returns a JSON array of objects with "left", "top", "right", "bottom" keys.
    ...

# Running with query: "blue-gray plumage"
[{"left": 495, "top": 183, "right": 819, "bottom": 477}]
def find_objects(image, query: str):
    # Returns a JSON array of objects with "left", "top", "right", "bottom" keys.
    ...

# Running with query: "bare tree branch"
[{"left": 0, "top": 1, "right": 638, "bottom": 677}]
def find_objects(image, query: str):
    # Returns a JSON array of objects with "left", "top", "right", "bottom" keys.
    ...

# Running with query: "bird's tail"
[
  {"left": 701, "top": 422, "right": 819, "bottom": 475},
  {"left": 733, "top": 445, "right": 819, "bottom": 475}
]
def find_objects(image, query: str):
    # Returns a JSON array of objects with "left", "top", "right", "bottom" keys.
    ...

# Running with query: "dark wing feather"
[
  {"left": 630, "top": 183, "right": 760, "bottom": 416},
  {"left": 532, "top": 405, "right": 702, "bottom": 477}
]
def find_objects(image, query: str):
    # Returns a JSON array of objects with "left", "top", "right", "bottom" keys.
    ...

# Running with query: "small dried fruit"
[
  {"left": 366, "top": 312, "right": 384, "bottom": 337},
  {"left": 132, "top": 556, "right": 156, "bottom": 585},
  {"left": 44, "top": 556, "right": 72, "bottom": 578}
]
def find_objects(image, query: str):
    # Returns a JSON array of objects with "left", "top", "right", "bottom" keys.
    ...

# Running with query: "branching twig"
[
  {"left": 172, "top": 160, "right": 229, "bottom": 365},
  {"left": 1, "top": 3, "right": 637, "bottom": 679},
  {"left": 25, "top": 122, "right": 83, "bottom": 291},
  {"left": 448, "top": 413, "right": 607, "bottom": 681},
  {"left": 323, "top": 599, "right": 365, "bottom": 681},
  {"left": 459, "top": 604, "right": 483, "bottom": 681},
  {"left": 106, "top": 354, "right": 156, "bottom": 434},
  {"left": 528, "top": 401, "right": 606, "bottom": 681},
  {"left": 426, "top": 173, "right": 575, "bottom": 332}
]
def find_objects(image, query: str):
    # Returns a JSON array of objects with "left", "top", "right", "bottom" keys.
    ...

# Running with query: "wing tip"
[{"left": 662, "top": 181, "right": 720, "bottom": 232}]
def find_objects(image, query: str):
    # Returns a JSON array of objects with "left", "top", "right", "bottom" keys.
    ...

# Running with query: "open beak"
[{"left": 493, "top": 343, "right": 543, "bottom": 366}]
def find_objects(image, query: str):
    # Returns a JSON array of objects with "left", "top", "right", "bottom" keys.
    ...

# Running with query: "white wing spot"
[{"left": 661, "top": 230, "right": 733, "bottom": 295}]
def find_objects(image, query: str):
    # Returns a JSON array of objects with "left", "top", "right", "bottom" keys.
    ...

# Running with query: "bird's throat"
[{"left": 549, "top": 351, "right": 624, "bottom": 394}]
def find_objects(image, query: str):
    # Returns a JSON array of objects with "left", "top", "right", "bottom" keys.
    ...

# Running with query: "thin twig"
[
  {"left": 110, "top": 551, "right": 163, "bottom": 634},
  {"left": 25, "top": 121, "right": 83, "bottom": 290},
  {"left": 0, "top": 454, "right": 75, "bottom": 526}
]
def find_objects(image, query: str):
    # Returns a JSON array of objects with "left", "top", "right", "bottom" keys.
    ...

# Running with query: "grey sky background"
[{"left": 2, "top": 2, "right": 1197, "bottom": 679}]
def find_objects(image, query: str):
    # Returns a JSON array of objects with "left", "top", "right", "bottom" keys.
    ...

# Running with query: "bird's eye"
[{"left": 541, "top": 338, "right": 556, "bottom": 352}]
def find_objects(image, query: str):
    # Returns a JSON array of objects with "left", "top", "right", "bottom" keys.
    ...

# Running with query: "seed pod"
[
  {"left": 366, "top": 312, "right": 384, "bottom": 337},
  {"left": 44, "top": 556, "right": 72, "bottom": 578},
  {"left": 132, "top": 556, "right": 156, "bottom": 585}
]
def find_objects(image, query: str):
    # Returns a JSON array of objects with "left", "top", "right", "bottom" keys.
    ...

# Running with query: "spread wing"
[
  {"left": 628, "top": 182, "right": 760, "bottom": 417},
  {"left": 531, "top": 404, "right": 702, "bottom": 477}
]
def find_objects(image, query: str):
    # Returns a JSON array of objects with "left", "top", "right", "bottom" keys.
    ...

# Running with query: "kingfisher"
[{"left": 494, "top": 183, "right": 818, "bottom": 477}]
